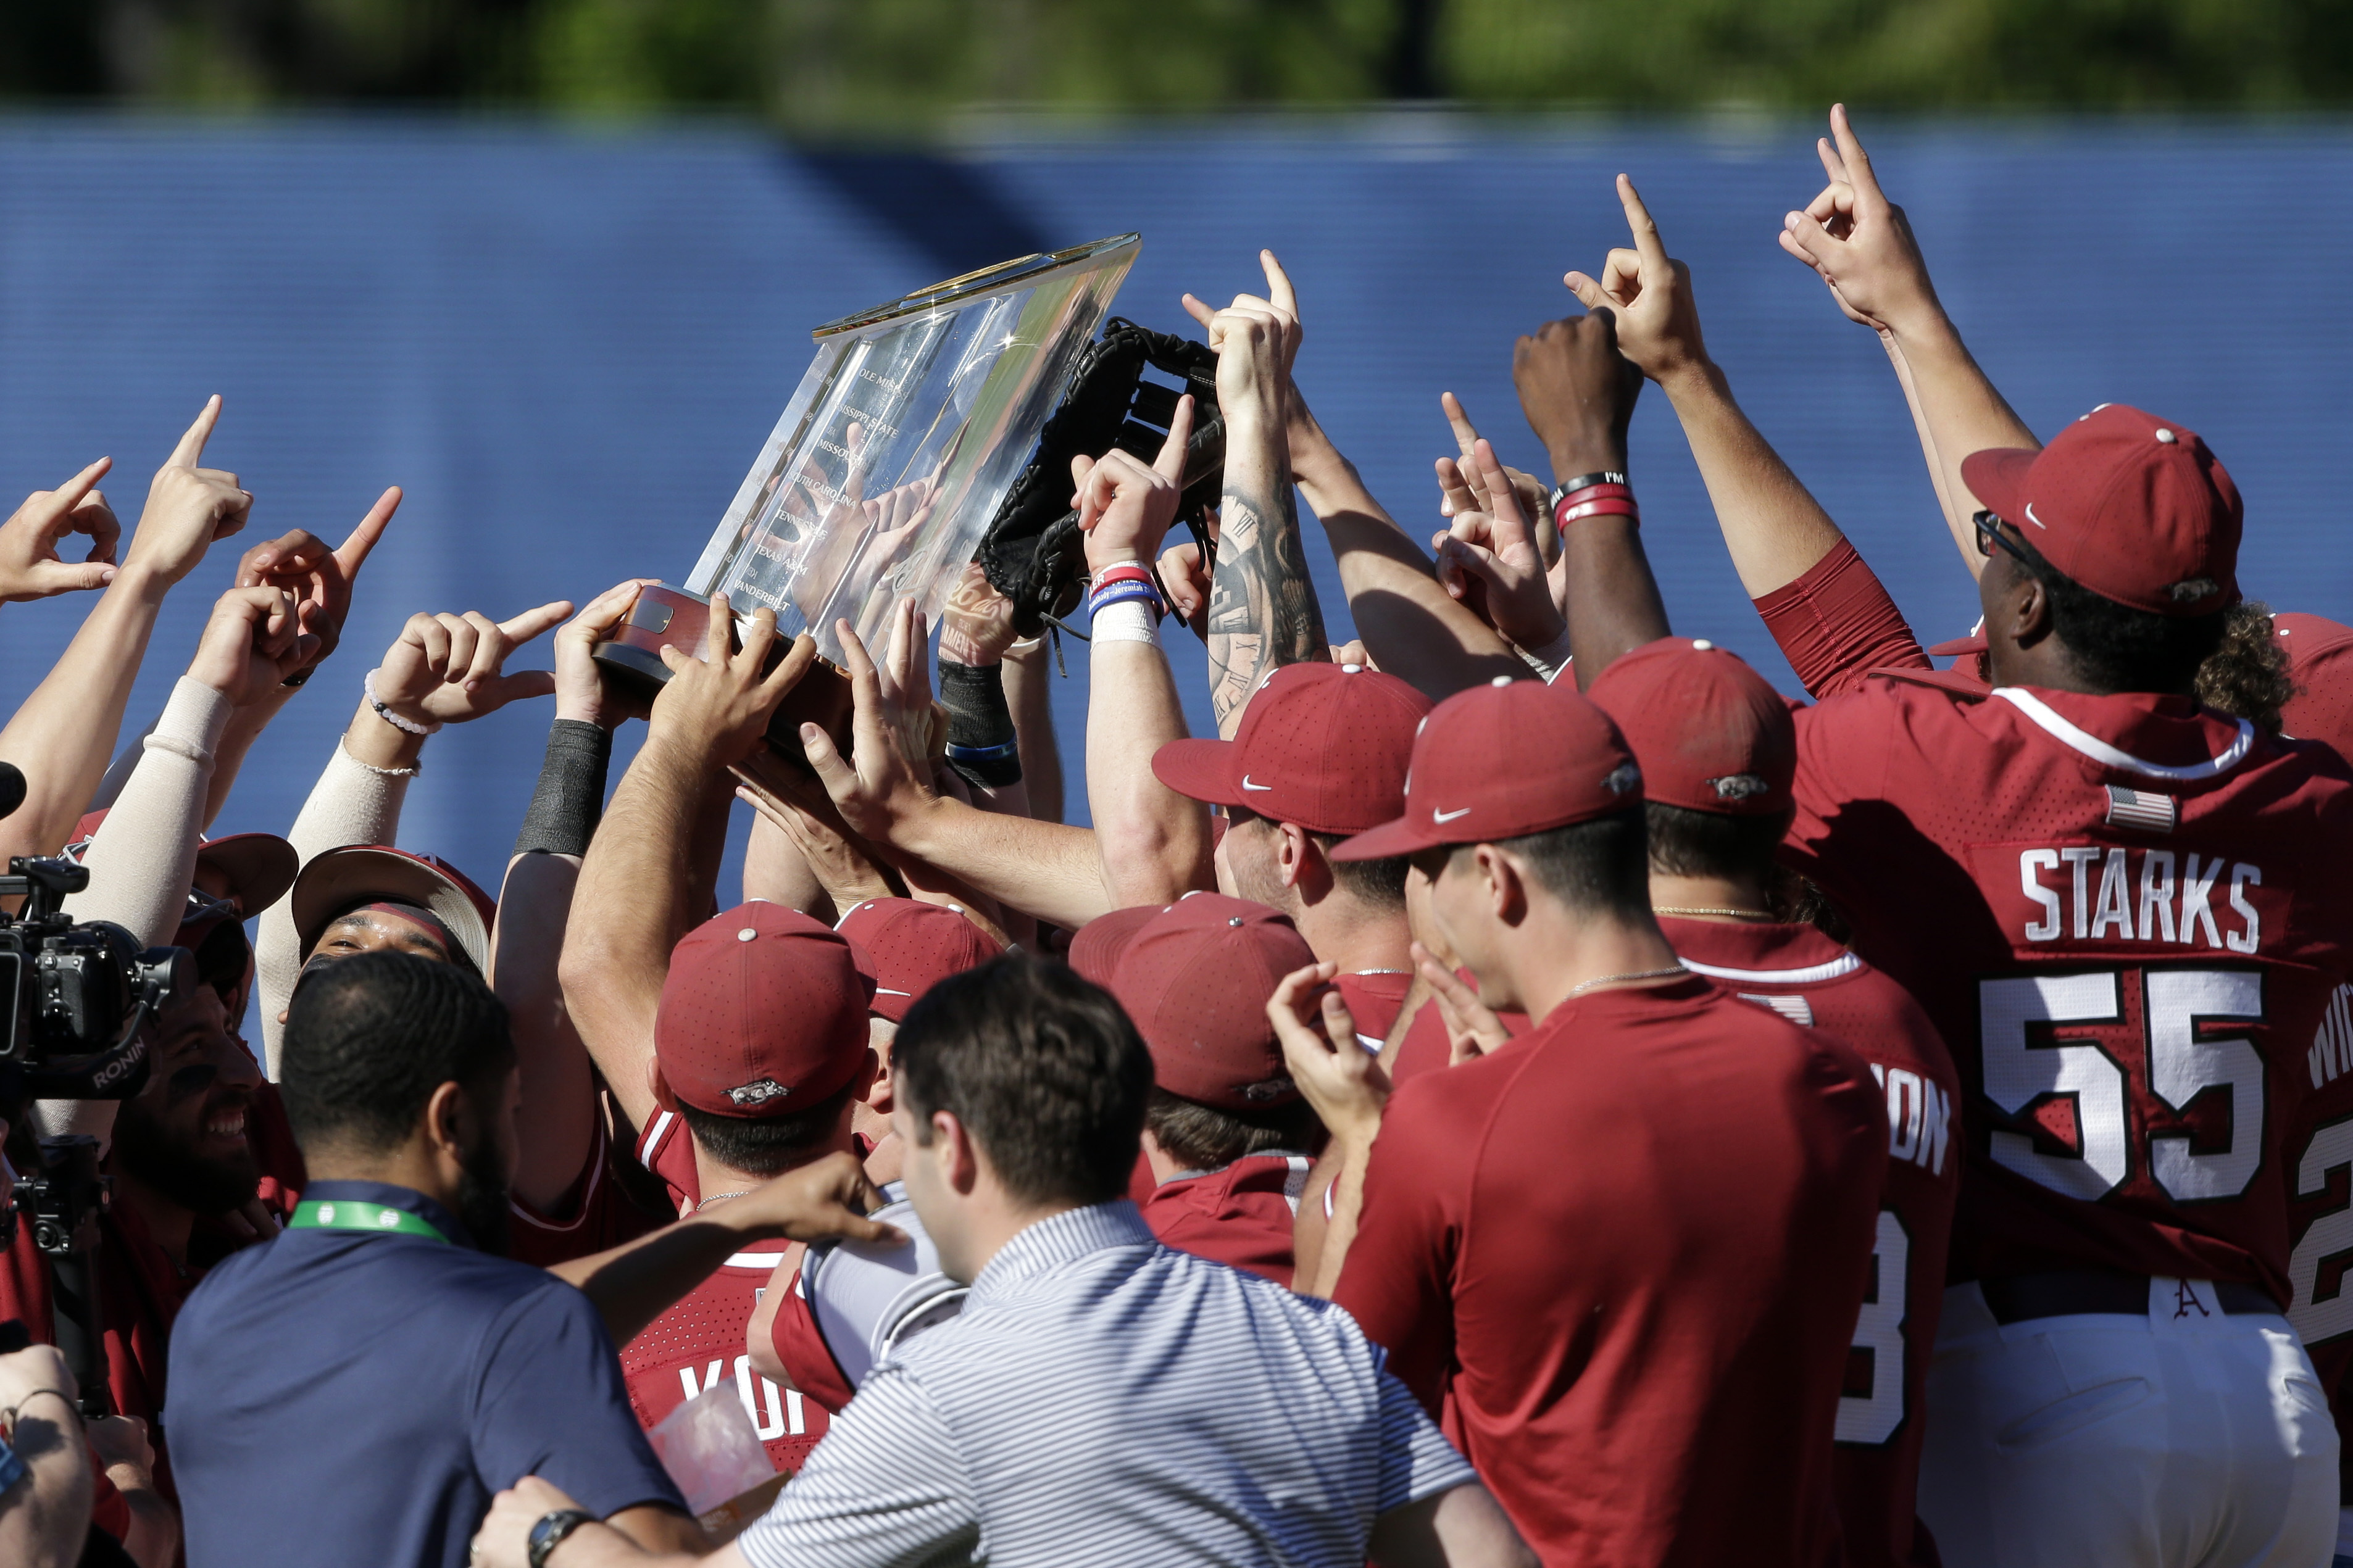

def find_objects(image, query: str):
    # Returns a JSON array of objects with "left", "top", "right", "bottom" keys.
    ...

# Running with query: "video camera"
[{"left": 0, "top": 761, "right": 193, "bottom": 1412}]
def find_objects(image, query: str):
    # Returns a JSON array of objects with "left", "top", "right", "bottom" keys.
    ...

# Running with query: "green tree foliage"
[{"left": 3, "top": 0, "right": 2349, "bottom": 115}]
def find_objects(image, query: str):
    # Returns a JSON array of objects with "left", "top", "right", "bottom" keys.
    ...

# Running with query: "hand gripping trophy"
[{"left": 592, "top": 233, "right": 1143, "bottom": 759}]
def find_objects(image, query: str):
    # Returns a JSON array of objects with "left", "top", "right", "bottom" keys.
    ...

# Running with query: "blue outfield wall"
[{"left": 2, "top": 113, "right": 2350, "bottom": 919}]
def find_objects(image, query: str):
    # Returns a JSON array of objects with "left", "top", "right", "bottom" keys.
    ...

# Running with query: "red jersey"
[
  {"left": 1138, "top": 1152, "right": 1311, "bottom": 1285},
  {"left": 1785, "top": 672, "right": 2353, "bottom": 1301},
  {"left": 1336, "top": 975, "right": 1886, "bottom": 1568},
  {"left": 768, "top": 1268, "right": 858, "bottom": 1417},
  {"left": 1335, "top": 971, "right": 1413, "bottom": 1052},
  {"left": 507, "top": 1114, "right": 665, "bottom": 1269},
  {"left": 618, "top": 1242, "right": 828, "bottom": 1476},
  {"left": 633, "top": 1108, "right": 702, "bottom": 1214},
  {"left": 1662, "top": 917, "right": 1958, "bottom": 1568}
]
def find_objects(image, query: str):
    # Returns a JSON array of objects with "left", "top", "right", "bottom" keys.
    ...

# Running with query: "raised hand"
[
  {"left": 645, "top": 593, "right": 815, "bottom": 768},
  {"left": 1181, "top": 249, "right": 1301, "bottom": 422},
  {"left": 733, "top": 765, "right": 894, "bottom": 912},
  {"left": 1566, "top": 176, "right": 1709, "bottom": 388},
  {"left": 801, "top": 616, "right": 943, "bottom": 851},
  {"left": 188, "top": 585, "right": 315, "bottom": 707},
  {"left": 873, "top": 597, "right": 947, "bottom": 773},
  {"left": 122, "top": 397, "right": 252, "bottom": 587},
  {"left": 551, "top": 578, "right": 658, "bottom": 728},
  {"left": 1777, "top": 104, "right": 1941, "bottom": 335},
  {"left": 1431, "top": 439, "right": 1567, "bottom": 655},
  {"left": 1509, "top": 312, "right": 1641, "bottom": 484},
  {"left": 1437, "top": 393, "right": 1551, "bottom": 531},
  {"left": 234, "top": 484, "right": 401, "bottom": 679},
  {"left": 374, "top": 599, "right": 575, "bottom": 728},
  {"left": 0, "top": 457, "right": 120, "bottom": 602},
  {"left": 1073, "top": 393, "right": 1196, "bottom": 572},
  {"left": 1266, "top": 960, "right": 1388, "bottom": 1147},
  {"left": 1413, "top": 942, "right": 1512, "bottom": 1066}
]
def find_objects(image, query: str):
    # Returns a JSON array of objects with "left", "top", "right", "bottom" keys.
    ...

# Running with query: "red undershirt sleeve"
[
  {"left": 1332, "top": 1081, "right": 1467, "bottom": 1416},
  {"left": 1753, "top": 537, "right": 1930, "bottom": 701}
]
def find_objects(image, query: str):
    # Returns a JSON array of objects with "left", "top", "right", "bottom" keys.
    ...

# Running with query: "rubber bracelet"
[
  {"left": 1556, "top": 470, "right": 1628, "bottom": 497},
  {"left": 1555, "top": 482, "right": 1633, "bottom": 505},
  {"left": 1089, "top": 562, "right": 1154, "bottom": 592},
  {"left": 1555, "top": 497, "right": 1641, "bottom": 528},
  {"left": 1086, "top": 581, "right": 1163, "bottom": 620},
  {"left": 945, "top": 737, "right": 1018, "bottom": 763},
  {"left": 363, "top": 670, "right": 442, "bottom": 736}
]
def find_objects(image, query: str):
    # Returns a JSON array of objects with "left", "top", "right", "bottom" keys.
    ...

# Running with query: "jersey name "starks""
[{"left": 2012, "top": 847, "right": 2262, "bottom": 952}]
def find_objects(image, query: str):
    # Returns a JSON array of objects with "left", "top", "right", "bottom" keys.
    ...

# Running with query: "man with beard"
[
  {"left": 167, "top": 949, "right": 896, "bottom": 1568},
  {"left": 0, "top": 861, "right": 297, "bottom": 1546}
]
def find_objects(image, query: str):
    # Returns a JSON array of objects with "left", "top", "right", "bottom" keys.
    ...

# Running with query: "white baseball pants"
[{"left": 1918, "top": 1278, "right": 2339, "bottom": 1568}]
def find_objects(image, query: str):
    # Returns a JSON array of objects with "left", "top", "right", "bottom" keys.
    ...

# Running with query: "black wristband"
[
  {"left": 938, "top": 659, "right": 1015, "bottom": 750},
  {"left": 1555, "top": 469, "right": 1630, "bottom": 496},
  {"left": 514, "top": 719, "right": 611, "bottom": 859}
]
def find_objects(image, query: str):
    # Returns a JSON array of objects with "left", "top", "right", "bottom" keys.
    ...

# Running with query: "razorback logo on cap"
[
  {"left": 1604, "top": 763, "right": 1641, "bottom": 795},
  {"left": 1238, "top": 1075, "right": 1299, "bottom": 1103},
  {"left": 727, "top": 1078, "right": 790, "bottom": 1108},
  {"left": 1708, "top": 773, "right": 1770, "bottom": 800}
]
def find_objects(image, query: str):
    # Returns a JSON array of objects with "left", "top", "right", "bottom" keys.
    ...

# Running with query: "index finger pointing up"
[
  {"left": 1616, "top": 174, "right": 1672, "bottom": 276},
  {"left": 1152, "top": 394, "right": 1196, "bottom": 485},
  {"left": 168, "top": 396, "right": 223, "bottom": 468},
  {"left": 1260, "top": 249, "right": 1297, "bottom": 319},
  {"left": 1828, "top": 104, "right": 1883, "bottom": 208}
]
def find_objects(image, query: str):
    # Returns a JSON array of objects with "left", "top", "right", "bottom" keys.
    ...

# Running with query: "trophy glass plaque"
[{"left": 593, "top": 233, "right": 1143, "bottom": 758}]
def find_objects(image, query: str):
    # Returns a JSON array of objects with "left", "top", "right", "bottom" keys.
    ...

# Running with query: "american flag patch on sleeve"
[{"left": 2104, "top": 785, "right": 2178, "bottom": 833}]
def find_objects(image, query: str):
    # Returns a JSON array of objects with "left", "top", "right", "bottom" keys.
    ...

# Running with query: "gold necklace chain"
[
  {"left": 1653, "top": 905, "right": 1775, "bottom": 920},
  {"left": 1567, "top": 964, "right": 1689, "bottom": 997}
]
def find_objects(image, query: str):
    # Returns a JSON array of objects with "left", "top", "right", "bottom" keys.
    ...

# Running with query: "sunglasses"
[{"left": 1972, "top": 509, "right": 2033, "bottom": 568}]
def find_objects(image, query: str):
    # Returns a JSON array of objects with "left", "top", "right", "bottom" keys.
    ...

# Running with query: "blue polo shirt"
[{"left": 166, "top": 1179, "right": 684, "bottom": 1568}]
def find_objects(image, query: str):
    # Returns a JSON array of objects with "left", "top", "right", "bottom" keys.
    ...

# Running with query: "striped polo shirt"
[{"left": 736, "top": 1200, "right": 1474, "bottom": 1567}]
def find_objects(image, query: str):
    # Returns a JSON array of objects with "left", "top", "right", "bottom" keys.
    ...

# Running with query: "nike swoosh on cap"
[
  {"left": 1240, "top": 776, "right": 1274, "bottom": 791},
  {"left": 2024, "top": 501, "right": 2047, "bottom": 528},
  {"left": 1432, "top": 807, "right": 1473, "bottom": 823}
]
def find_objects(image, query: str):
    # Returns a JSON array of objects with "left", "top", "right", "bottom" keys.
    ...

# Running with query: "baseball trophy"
[{"left": 593, "top": 232, "right": 1143, "bottom": 760}]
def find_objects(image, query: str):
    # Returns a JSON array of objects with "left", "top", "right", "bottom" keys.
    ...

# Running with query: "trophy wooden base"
[{"left": 589, "top": 584, "right": 853, "bottom": 773}]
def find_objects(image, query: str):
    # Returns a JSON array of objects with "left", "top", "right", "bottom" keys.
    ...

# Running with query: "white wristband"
[
  {"left": 1091, "top": 599, "right": 1160, "bottom": 648},
  {"left": 1518, "top": 625, "right": 1575, "bottom": 684}
]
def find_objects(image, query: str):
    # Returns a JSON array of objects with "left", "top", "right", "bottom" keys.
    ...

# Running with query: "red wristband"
[
  {"left": 1555, "top": 496, "right": 1641, "bottom": 528},
  {"left": 1089, "top": 562, "right": 1154, "bottom": 592},
  {"left": 1557, "top": 482, "right": 1634, "bottom": 505}
]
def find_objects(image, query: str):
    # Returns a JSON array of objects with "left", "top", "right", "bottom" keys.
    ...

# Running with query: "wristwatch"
[{"left": 527, "top": 1508, "right": 597, "bottom": 1568}]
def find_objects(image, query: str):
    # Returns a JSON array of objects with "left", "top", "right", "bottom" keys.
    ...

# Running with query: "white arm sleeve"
[
  {"left": 42, "top": 678, "right": 231, "bottom": 1147},
  {"left": 256, "top": 734, "right": 417, "bottom": 1074},
  {"left": 60, "top": 678, "right": 231, "bottom": 947}
]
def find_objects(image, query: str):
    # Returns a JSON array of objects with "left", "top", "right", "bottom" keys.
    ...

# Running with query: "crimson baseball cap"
[
  {"left": 2275, "top": 613, "right": 2353, "bottom": 755},
  {"left": 291, "top": 846, "right": 496, "bottom": 973},
  {"left": 836, "top": 897, "right": 1003, "bottom": 1023},
  {"left": 656, "top": 903, "right": 873, "bottom": 1118},
  {"left": 1962, "top": 404, "right": 2241, "bottom": 616},
  {"left": 1152, "top": 662, "right": 1433, "bottom": 834},
  {"left": 1069, "top": 894, "right": 1310, "bottom": 1111},
  {"left": 1335, "top": 678, "right": 1641, "bottom": 861},
  {"left": 67, "top": 810, "right": 299, "bottom": 919},
  {"left": 1586, "top": 638, "right": 1793, "bottom": 817}
]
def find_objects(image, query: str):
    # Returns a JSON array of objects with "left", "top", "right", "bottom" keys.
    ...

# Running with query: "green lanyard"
[{"left": 288, "top": 1200, "right": 452, "bottom": 1244}]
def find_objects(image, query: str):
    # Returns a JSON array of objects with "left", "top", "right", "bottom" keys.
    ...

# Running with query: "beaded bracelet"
[{"left": 364, "top": 670, "right": 443, "bottom": 736}]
